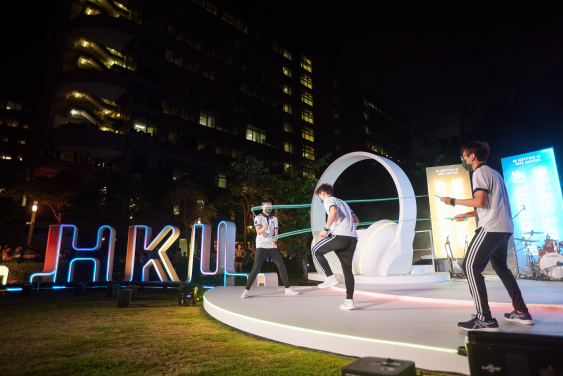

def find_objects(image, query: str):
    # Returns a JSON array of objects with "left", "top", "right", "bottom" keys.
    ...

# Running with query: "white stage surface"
[{"left": 204, "top": 277, "right": 563, "bottom": 375}]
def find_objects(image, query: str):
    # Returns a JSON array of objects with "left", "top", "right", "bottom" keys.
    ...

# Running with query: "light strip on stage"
[
  {"left": 330, "top": 286, "right": 563, "bottom": 311},
  {"left": 204, "top": 297, "right": 458, "bottom": 354}
]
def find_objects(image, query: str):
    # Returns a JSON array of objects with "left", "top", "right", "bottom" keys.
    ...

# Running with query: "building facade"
[{"left": 31, "top": 0, "right": 410, "bottom": 198}]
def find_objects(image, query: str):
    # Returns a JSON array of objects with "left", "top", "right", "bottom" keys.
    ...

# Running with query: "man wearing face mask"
[
  {"left": 440, "top": 141, "right": 532, "bottom": 331},
  {"left": 241, "top": 198, "right": 300, "bottom": 298}
]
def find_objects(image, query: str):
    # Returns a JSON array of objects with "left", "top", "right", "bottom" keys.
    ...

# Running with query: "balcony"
[{"left": 57, "top": 68, "right": 130, "bottom": 102}]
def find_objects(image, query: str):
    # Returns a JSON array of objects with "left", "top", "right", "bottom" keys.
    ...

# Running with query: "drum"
[
  {"left": 538, "top": 253, "right": 563, "bottom": 280},
  {"left": 543, "top": 239, "right": 556, "bottom": 253}
]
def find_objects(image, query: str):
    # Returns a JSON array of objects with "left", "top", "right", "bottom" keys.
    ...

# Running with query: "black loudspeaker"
[
  {"left": 74, "top": 283, "right": 87, "bottom": 296},
  {"left": 116, "top": 289, "right": 131, "bottom": 308},
  {"left": 341, "top": 357, "right": 415, "bottom": 376},
  {"left": 467, "top": 331, "right": 563, "bottom": 376},
  {"left": 21, "top": 284, "right": 34, "bottom": 297},
  {"left": 107, "top": 284, "right": 119, "bottom": 297}
]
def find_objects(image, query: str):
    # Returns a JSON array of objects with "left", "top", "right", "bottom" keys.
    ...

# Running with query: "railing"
[{"left": 413, "top": 229, "right": 435, "bottom": 270}]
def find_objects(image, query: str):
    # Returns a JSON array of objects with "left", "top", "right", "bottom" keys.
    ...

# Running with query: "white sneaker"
[
  {"left": 241, "top": 289, "right": 249, "bottom": 298},
  {"left": 340, "top": 299, "right": 356, "bottom": 310},
  {"left": 285, "top": 287, "right": 301, "bottom": 295},
  {"left": 318, "top": 275, "right": 339, "bottom": 289}
]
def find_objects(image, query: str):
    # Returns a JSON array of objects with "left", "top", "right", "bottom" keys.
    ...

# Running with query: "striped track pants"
[
  {"left": 463, "top": 228, "right": 528, "bottom": 321},
  {"left": 312, "top": 234, "right": 357, "bottom": 299}
]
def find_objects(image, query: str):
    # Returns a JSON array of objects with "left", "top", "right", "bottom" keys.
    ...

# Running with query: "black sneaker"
[
  {"left": 458, "top": 315, "right": 500, "bottom": 332},
  {"left": 504, "top": 310, "right": 534, "bottom": 325}
]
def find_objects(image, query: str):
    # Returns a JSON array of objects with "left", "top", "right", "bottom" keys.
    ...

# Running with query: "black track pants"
[
  {"left": 312, "top": 235, "right": 357, "bottom": 299},
  {"left": 245, "top": 248, "right": 290, "bottom": 289},
  {"left": 463, "top": 228, "right": 528, "bottom": 321}
]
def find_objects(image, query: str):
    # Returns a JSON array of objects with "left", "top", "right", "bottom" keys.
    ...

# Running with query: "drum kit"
[{"left": 514, "top": 230, "right": 563, "bottom": 281}]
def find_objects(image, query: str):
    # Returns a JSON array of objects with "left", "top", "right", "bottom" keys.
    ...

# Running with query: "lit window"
[
  {"left": 333, "top": 110, "right": 339, "bottom": 118},
  {"left": 364, "top": 112, "right": 369, "bottom": 120},
  {"left": 283, "top": 49, "right": 292, "bottom": 60},
  {"left": 283, "top": 103, "right": 292, "bottom": 114},
  {"left": 302, "top": 145, "right": 315, "bottom": 160},
  {"left": 246, "top": 125, "right": 266, "bottom": 144},
  {"left": 301, "top": 108, "right": 314, "bottom": 124},
  {"left": 283, "top": 122, "right": 293, "bottom": 133},
  {"left": 284, "top": 142, "right": 293, "bottom": 154},
  {"left": 301, "top": 91, "right": 313, "bottom": 106},
  {"left": 215, "top": 172, "right": 227, "bottom": 188},
  {"left": 283, "top": 66, "right": 292, "bottom": 78},
  {"left": 301, "top": 55, "right": 312, "bottom": 72},
  {"left": 365, "top": 126, "right": 372, "bottom": 135},
  {"left": 165, "top": 50, "right": 174, "bottom": 62},
  {"left": 301, "top": 126, "right": 314, "bottom": 142},
  {"left": 301, "top": 74, "right": 312, "bottom": 89},
  {"left": 283, "top": 84, "right": 292, "bottom": 96},
  {"left": 199, "top": 111, "right": 216, "bottom": 128},
  {"left": 284, "top": 162, "right": 292, "bottom": 171}
]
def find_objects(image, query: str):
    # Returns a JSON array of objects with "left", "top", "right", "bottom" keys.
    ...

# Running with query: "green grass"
[{"left": 0, "top": 288, "right": 459, "bottom": 376}]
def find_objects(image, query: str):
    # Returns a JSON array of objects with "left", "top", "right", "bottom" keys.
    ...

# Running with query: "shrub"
[{"left": 0, "top": 263, "right": 44, "bottom": 284}]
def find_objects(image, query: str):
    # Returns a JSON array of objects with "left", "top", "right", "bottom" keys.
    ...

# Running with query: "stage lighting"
[{"left": 178, "top": 283, "right": 199, "bottom": 306}]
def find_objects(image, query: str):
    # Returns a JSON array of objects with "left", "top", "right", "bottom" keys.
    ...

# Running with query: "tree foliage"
[
  {"left": 4, "top": 171, "right": 82, "bottom": 224},
  {"left": 226, "top": 157, "right": 276, "bottom": 243},
  {"left": 167, "top": 180, "right": 217, "bottom": 238}
]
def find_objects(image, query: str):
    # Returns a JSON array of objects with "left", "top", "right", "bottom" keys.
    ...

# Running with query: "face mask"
[
  {"left": 461, "top": 156, "right": 473, "bottom": 171},
  {"left": 263, "top": 207, "right": 272, "bottom": 215}
]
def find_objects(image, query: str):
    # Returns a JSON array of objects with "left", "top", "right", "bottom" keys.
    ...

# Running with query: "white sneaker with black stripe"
[{"left": 318, "top": 275, "right": 339, "bottom": 289}]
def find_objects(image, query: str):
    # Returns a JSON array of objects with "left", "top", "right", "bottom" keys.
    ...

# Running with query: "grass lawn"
[{"left": 0, "top": 288, "right": 459, "bottom": 376}]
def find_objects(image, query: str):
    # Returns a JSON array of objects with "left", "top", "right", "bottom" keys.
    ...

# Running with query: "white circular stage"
[{"left": 204, "top": 278, "right": 563, "bottom": 375}]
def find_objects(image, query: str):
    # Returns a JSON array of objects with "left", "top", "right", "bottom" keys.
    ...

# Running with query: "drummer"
[{"left": 440, "top": 141, "right": 533, "bottom": 331}]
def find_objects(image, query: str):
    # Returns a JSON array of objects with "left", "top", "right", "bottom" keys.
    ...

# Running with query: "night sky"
[{"left": 3, "top": 1, "right": 563, "bottom": 138}]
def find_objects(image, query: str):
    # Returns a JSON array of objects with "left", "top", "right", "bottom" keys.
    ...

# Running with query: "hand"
[
  {"left": 320, "top": 230, "right": 328, "bottom": 238},
  {"left": 453, "top": 214, "right": 468, "bottom": 222},
  {"left": 439, "top": 197, "right": 452, "bottom": 205}
]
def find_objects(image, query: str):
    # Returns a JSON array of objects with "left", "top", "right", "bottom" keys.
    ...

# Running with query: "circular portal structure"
[{"left": 311, "top": 152, "right": 417, "bottom": 276}]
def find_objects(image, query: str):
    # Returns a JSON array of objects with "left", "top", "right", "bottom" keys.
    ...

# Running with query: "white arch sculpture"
[{"left": 311, "top": 152, "right": 417, "bottom": 276}]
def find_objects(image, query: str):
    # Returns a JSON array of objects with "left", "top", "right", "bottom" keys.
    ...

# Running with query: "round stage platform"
[{"left": 203, "top": 278, "right": 563, "bottom": 375}]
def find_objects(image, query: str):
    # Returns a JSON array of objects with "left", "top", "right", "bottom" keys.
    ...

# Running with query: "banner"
[
  {"left": 426, "top": 164, "right": 477, "bottom": 258},
  {"left": 501, "top": 148, "right": 563, "bottom": 255}
]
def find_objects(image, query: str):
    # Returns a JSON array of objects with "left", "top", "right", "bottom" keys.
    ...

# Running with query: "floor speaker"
[
  {"left": 467, "top": 331, "right": 563, "bottom": 376},
  {"left": 117, "top": 289, "right": 132, "bottom": 308},
  {"left": 341, "top": 357, "right": 415, "bottom": 376}
]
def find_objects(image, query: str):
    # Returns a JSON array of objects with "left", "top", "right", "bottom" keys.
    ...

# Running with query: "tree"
[
  {"left": 226, "top": 157, "right": 276, "bottom": 243},
  {"left": 4, "top": 171, "right": 82, "bottom": 224},
  {"left": 274, "top": 154, "right": 331, "bottom": 279},
  {"left": 168, "top": 180, "right": 217, "bottom": 239}
]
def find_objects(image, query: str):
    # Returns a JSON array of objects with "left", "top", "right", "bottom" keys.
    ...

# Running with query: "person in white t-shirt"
[
  {"left": 440, "top": 141, "right": 532, "bottom": 331},
  {"left": 312, "top": 184, "right": 359, "bottom": 310},
  {"left": 241, "top": 198, "right": 300, "bottom": 298}
]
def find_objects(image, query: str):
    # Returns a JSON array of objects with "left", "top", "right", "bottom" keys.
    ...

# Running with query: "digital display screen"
[{"left": 501, "top": 148, "right": 563, "bottom": 254}]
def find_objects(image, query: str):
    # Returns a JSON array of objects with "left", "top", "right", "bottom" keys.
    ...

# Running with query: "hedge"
[{"left": 0, "top": 263, "right": 44, "bottom": 284}]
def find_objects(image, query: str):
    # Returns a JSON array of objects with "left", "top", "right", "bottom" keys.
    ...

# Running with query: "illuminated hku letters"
[
  {"left": 125, "top": 225, "right": 180, "bottom": 282},
  {"left": 30, "top": 225, "right": 116, "bottom": 283},
  {"left": 188, "top": 221, "right": 242, "bottom": 285}
]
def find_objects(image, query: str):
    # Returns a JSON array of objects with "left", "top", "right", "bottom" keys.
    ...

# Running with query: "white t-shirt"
[
  {"left": 323, "top": 196, "right": 357, "bottom": 237},
  {"left": 472, "top": 164, "right": 514, "bottom": 233},
  {"left": 254, "top": 213, "right": 278, "bottom": 248}
]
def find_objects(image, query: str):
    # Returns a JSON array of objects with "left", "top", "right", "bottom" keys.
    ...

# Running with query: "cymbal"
[
  {"left": 514, "top": 238, "right": 537, "bottom": 242},
  {"left": 522, "top": 231, "right": 543, "bottom": 235}
]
